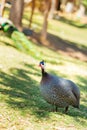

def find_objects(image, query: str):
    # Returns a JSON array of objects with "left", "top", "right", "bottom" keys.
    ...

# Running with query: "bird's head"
[{"left": 39, "top": 60, "right": 45, "bottom": 69}]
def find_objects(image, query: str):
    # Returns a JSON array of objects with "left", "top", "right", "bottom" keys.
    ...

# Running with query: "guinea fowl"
[{"left": 39, "top": 60, "right": 80, "bottom": 113}]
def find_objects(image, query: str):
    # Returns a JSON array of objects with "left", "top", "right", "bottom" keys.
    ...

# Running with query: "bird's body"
[{"left": 39, "top": 61, "right": 80, "bottom": 112}]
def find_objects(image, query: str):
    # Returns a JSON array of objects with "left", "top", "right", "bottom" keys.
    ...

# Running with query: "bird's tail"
[{"left": 73, "top": 102, "right": 80, "bottom": 109}]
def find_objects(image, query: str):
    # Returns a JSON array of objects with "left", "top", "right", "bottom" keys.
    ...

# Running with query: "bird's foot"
[{"left": 64, "top": 106, "right": 69, "bottom": 113}]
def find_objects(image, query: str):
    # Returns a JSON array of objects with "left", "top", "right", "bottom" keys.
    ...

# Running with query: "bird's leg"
[
  {"left": 55, "top": 106, "right": 58, "bottom": 112},
  {"left": 52, "top": 105, "right": 58, "bottom": 112},
  {"left": 65, "top": 106, "right": 69, "bottom": 113}
]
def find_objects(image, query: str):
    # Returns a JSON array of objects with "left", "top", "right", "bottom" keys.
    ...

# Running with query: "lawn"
[
  {"left": 0, "top": 9, "right": 87, "bottom": 130},
  {"left": 23, "top": 9, "right": 87, "bottom": 51}
]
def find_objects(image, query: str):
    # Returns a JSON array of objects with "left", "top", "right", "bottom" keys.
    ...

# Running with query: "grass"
[
  {"left": 0, "top": 32, "right": 87, "bottom": 130},
  {"left": 0, "top": 8, "right": 87, "bottom": 130},
  {"left": 23, "top": 9, "right": 87, "bottom": 51},
  {"left": 48, "top": 19, "right": 87, "bottom": 51}
]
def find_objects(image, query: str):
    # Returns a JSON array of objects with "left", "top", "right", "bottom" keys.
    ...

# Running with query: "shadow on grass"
[
  {"left": 0, "top": 31, "right": 15, "bottom": 48},
  {"left": 0, "top": 62, "right": 87, "bottom": 123},
  {"left": 47, "top": 33, "right": 87, "bottom": 54},
  {"left": 34, "top": 31, "right": 87, "bottom": 60},
  {"left": 33, "top": 31, "right": 87, "bottom": 62},
  {"left": 46, "top": 33, "right": 87, "bottom": 62},
  {"left": 0, "top": 63, "right": 52, "bottom": 119},
  {"left": 57, "top": 16, "right": 87, "bottom": 29}
]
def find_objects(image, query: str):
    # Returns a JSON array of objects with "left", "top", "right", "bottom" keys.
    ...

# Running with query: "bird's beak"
[{"left": 38, "top": 64, "right": 41, "bottom": 67}]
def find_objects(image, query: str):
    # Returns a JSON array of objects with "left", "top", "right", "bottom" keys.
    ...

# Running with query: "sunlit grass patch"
[
  {"left": 0, "top": 8, "right": 87, "bottom": 130},
  {"left": 0, "top": 40, "right": 87, "bottom": 129}
]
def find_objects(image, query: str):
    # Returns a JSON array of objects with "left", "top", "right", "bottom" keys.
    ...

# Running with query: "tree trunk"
[
  {"left": 49, "top": 0, "right": 56, "bottom": 19},
  {"left": 9, "top": 0, "right": 24, "bottom": 30},
  {"left": 29, "top": 0, "right": 35, "bottom": 28},
  {"left": 41, "top": 0, "right": 51, "bottom": 40},
  {"left": 0, "top": 0, "right": 6, "bottom": 16}
]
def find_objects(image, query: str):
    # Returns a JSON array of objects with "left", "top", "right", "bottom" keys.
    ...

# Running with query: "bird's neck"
[{"left": 41, "top": 68, "right": 47, "bottom": 76}]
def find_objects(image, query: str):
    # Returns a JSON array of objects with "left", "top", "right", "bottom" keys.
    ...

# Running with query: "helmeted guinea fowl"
[{"left": 39, "top": 60, "right": 80, "bottom": 112}]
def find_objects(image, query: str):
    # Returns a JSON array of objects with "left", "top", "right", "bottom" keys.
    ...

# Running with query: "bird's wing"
[{"left": 51, "top": 78, "right": 77, "bottom": 105}]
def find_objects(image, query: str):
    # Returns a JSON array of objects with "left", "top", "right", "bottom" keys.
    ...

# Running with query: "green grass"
[
  {"left": 23, "top": 9, "right": 87, "bottom": 51},
  {"left": 0, "top": 8, "right": 87, "bottom": 130},
  {"left": 48, "top": 19, "right": 87, "bottom": 50},
  {"left": 0, "top": 31, "right": 87, "bottom": 130}
]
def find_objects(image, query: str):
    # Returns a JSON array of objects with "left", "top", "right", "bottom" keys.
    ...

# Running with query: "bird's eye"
[{"left": 40, "top": 62, "right": 44, "bottom": 65}]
